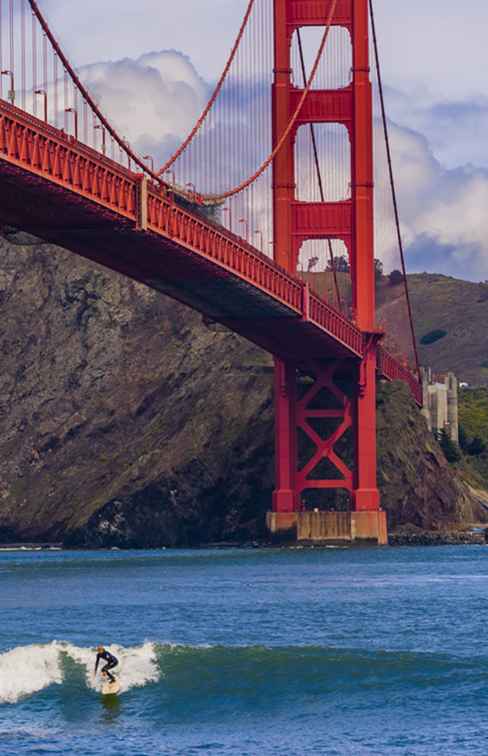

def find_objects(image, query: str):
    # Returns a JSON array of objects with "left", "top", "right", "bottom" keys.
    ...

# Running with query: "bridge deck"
[{"left": 0, "top": 100, "right": 421, "bottom": 402}]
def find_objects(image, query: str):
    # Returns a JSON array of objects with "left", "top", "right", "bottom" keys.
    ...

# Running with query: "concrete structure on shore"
[
  {"left": 421, "top": 368, "right": 459, "bottom": 443},
  {"left": 267, "top": 511, "right": 388, "bottom": 545}
]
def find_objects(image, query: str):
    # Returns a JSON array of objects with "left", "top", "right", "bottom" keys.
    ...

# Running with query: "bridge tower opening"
[{"left": 269, "top": 0, "right": 386, "bottom": 544}]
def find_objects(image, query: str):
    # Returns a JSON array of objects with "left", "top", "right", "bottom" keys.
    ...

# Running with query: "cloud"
[
  {"left": 79, "top": 51, "right": 209, "bottom": 164},
  {"left": 379, "top": 85, "right": 488, "bottom": 170},
  {"left": 43, "top": 0, "right": 249, "bottom": 81},
  {"left": 71, "top": 47, "right": 488, "bottom": 281},
  {"left": 372, "top": 0, "right": 488, "bottom": 101},
  {"left": 42, "top": 0, "right": 488, "bottom": 102},
  {"left": 375, "top": 120, "right": 488, "bottom": 280}
]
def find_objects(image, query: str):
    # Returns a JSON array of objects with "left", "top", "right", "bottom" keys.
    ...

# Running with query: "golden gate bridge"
[{"left": 0, "top": 0, "right": 422, "bottom": 544}]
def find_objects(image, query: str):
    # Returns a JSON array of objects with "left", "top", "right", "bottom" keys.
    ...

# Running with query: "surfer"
[{"left": 94, "top": 646, "right": 119, "bottom": 683}]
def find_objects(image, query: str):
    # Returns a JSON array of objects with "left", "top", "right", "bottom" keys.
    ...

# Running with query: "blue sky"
[{"left": 41, "top": 0, "right": 488, "bottom": 280}]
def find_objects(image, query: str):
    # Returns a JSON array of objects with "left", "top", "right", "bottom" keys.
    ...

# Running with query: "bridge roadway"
[{"left": 0, "top": 99, "right": 420, "bottom": 402}]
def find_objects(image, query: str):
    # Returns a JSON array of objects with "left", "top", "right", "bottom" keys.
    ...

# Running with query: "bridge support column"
[
  {"left": 268, "top": 0, "right": 385, "bottom": 544},
  {"left": 268, "top": 357, "right": 385, "bottom": 545},
  {"left": 354, "top": 346, "right": 380, "bottom": 512},
  {"left": 272, "top": 358, "right": 298, "bottom": 514},
  {"left": 269, "top": 358, "right": 299, "bottom": 539}
]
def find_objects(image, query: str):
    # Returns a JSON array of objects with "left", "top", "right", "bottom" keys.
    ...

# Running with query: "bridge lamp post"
[
  {"left": 238, "top": 218, "right": 249, "bottom": 242},
  {"left": 122, "top": 138, "right": 131, "bottom": 169},
  {"left": 143, "top": 155, "right": 154, "bottom": 173},
  {"left": 65, "top": 107, "right": 78, "bottom": 139},
  {"left": 254, "top": 229, "right": 263, "bottom": 251},
  {"left": 34, "top": 89, "right": 48, "bottom": 123},
  {"left": 94, "top": 124, "right": 106, "bottom": 155},
  {"left": 1, "top": 70, "right": 15, "bottom": 105},
  {"left": 222, "top": 205, "right": 233, "bottom": 232},
  {"left": 164, "top": 169, "right": 176, "bottom": 186}
]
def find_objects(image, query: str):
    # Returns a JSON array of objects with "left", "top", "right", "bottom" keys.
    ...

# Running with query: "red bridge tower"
[{"left": 269, "top": 0, "right": 387, "bottom": 543}]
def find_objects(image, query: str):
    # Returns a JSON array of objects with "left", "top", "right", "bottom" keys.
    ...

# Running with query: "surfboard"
[{"left": 101, "top": 677, "right": 121, "bottom": 695}]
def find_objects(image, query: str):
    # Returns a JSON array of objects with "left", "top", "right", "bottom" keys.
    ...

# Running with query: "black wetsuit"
[{"left": 95, "top": 650, "right": 118, "bottom": 683}]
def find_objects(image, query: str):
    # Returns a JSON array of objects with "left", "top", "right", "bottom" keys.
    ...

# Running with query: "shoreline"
[{"left": 1, "top": 528, "right": 487, "bottom": 552}]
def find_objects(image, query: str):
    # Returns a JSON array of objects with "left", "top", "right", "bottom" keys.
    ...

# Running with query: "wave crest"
[
  {"left": 1, "top": 641, "right": 485, "bottom": 706},
  {"left": 0, "top": 641, "right": 159, "bottom": 704}
]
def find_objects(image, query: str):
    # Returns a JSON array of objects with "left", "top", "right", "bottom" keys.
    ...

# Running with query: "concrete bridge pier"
[{"left": 267, "top": 510, "right": 388, "bottom": 546}]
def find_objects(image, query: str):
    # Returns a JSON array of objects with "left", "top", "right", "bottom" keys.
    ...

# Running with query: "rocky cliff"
[{"left": 0, "top": 231, "right": 485, "bottom": 546}]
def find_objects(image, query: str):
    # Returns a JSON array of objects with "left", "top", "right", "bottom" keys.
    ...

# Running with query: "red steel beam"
[{"left": 0, "top": 98, "right": 420, "bottom": 404}]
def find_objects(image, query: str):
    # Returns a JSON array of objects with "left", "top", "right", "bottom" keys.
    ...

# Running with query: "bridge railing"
[
  {"left": 377, "top": 346, "right": 422, "bottom": 405},
  {"left": 0, "top": 98, "right": 422, "bottom": 406},
  {"left": 0, "top": 98, "right": 304, "bottom": 319},
  {"left": 146, "top": 184, "right": 304, "bottom": 314},
  {"left": 0, "top": 99, "right": 139, "bottom": 220},
  {"left": 308, "top": 289, "right": 364, "bottom": 357}
]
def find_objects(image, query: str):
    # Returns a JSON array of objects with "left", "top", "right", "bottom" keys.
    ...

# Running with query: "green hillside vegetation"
[
  {"left": 410, "top": 275, "right": 488, "bottom": 387},
  {"left": 420, "top": 329, "right": 448, "bottom": 346},
  {"left": 306, "top": 271, "right": 488, "bottom": 387},
  {"left": 374, "top": 273, "right": 488, "bottom": 387},
  {"left": 458, "top": 388, "right": 488, "bottom": 485}
]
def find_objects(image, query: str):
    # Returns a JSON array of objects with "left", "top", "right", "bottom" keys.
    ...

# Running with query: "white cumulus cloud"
[
  {"left": 73, "top": 46, "right": 488, "bottom": 281},
  {"left": 79, "top": 50, "right": 208, "bottom": 163},
  {"left": 375, "top": 119, "right": 488, "bottom": 279}
]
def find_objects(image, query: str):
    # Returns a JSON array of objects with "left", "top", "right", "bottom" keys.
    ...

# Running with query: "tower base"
[{"left": 266, "top": 510, "right": 387, "bottom": 545}]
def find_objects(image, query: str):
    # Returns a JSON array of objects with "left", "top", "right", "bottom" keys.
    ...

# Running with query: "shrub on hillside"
[
  {"left": 459, "top": 425, "right": 469, "bottom": 452},
  {"left": 389, "top": 269, "right": 404, "bottom": 286},
  {"left": 460, "top": 425, "right": 487, "bottom": 456},
  {"left": 420, "top": 329, "right": 448, "bottom": 345},
  {"left": 439, "top": 428, "right": 461, "bottom": 464},
  {"left": 468, "top": 437, "right": 486, "bottom": 456}
]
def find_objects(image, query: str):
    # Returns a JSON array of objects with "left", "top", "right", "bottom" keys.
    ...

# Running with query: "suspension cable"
[
  {"left": 207, "top": 0, "right": 338, "bottom": 202},
  {"left": 369, "top": 0, "right": 420, "bottom": 378},
  {"left": 158, "top": 0, "right": 257, "bottom": 176},
  {"left": 27, "top": 0, "right": 164, "bottom": 184},
  {"left": 296, "top": 27, "right": 342, "bottom": 312}
]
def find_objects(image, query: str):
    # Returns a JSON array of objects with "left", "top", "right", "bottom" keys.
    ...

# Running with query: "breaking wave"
[
  {"left": 1, "top": 641, "right": 486, "bottom": 706},
  {"left": 0, "top": 641, "right": 159, "bottom": 704}
]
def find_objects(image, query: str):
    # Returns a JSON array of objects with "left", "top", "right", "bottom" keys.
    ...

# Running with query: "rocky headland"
[{"left": 0, "top": 230, "right": 486, "bottom": 547}]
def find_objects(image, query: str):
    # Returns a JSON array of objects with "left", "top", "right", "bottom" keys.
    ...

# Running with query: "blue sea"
[{"left": 1, "top": 545, "right": 488, "bottom": 755}]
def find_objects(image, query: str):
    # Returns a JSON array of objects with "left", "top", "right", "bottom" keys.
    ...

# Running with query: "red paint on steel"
[
  {"left": 207, "top": 0, "right": 339, "bottom": 202},
  {"left": 295, "top": 361, "right": 354, "bottom": 497},
  {"left": 271, "top": 0, "right": 382, "bottom": 513},
  {"left": 369, "top": 0, "right": 420, "bottom": 379},
  {"left": 0, "top": 0, "right": 424, "bottom": 530},
  {"left": 377, "top": 346, "right": 423, "bottom": 405},
  {"left": 0, "top": 98, "right": 420, "bottom": 403},
  {"left": 272, "top": 359, "right": 298, "bottom": 513},
  {"left": 27, "top": 0, "right": 164, "bottom": 186},
  {"left": 0, "top": 99, "right": 371, "bottom": 358},
  {"left": 296, "top": 26, "right": 342, "bottom": 312}
]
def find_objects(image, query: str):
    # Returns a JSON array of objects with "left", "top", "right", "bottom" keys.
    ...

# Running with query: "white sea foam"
[
  {"left": 0, "top": 643, "right": 63, "bottom": 704},
  {"left": 0, "top": 641, "right": 160, "bottom": 703},
  {"left": 66, "top": 641, "right": 160, "bottom": 693}
]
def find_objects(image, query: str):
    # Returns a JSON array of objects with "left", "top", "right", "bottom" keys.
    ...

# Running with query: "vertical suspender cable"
[
  {"left": 296, "top": 28, "right": 342, "bottom": 312},
  {"left": 9, "top": 0, "right": 13, "bottom": 81},
  {"left": 158, "top": 0, "right": 257, "bottom": 176},
  {"left": 0, "top": 1, "right": 3, "bottom": 99},
  {"left": 32, "top": 12, "right": 37, "bottom": 115},
  {"left": 42, "top": 30, "right": 46, "bottom": 91},
  {"left": 369, "top": 0, "right": 420, "bottom": 377},
  {"left": 21, "top": 0, "right": 26, "bottom": 109}
]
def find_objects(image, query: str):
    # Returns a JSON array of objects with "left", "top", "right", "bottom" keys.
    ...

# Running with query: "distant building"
[{"left": 421, "top": 368, "right": 459, "bottom": 444}]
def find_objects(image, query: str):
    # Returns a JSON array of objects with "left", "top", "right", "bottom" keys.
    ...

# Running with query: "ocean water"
[{"left": 1, "top": 545, "right": 488, "bottom": 755}]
